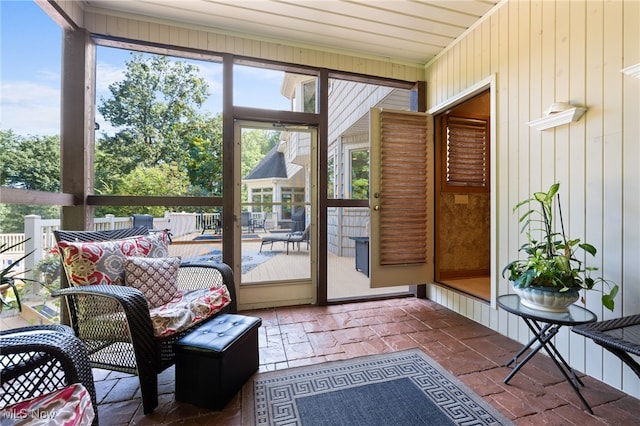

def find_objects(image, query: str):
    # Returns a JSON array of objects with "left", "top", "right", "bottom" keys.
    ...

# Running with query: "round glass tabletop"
[{"left": 497, "top": 294, "right": 597, "bottom": 325}]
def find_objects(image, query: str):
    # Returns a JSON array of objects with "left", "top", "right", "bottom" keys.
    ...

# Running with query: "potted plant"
[
  {"left": 29, "top": 247, "right": 62, "bottom": 323},
  {"left": 0, "top": 239, "right": 35, "bottom": 312},
  {"left": 502, "top": 183, "right": 618, "bottom": 312}
]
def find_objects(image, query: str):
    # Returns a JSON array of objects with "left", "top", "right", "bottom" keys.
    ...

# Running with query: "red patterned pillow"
[
  {"left": 133, "top": 231, "right": 170, "bottom": 258},
  {"left": 124, "top": 256, "right": 181, "bottom": 308},
  {"left": 58, "top": 238, "right": 139, "bottom": 286},
  {"left": 1, "top": 383, "right": 95, "bottom": 426},
  {"left": 57, "top": 231, "right": 170, "bottom": 287}
]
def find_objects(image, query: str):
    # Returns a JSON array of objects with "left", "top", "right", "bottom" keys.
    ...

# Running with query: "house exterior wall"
[{"left": 425, "top": 0, "right": 640, "bottom": 398}]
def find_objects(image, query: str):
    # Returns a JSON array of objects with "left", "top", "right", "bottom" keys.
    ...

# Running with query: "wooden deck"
[{"left": 170, "top": 233, "right": 410, "bottom": 301}]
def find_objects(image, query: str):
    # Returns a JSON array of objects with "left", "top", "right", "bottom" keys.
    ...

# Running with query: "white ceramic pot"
[{"left": 512, "top": 284, "right": 580, "bottom": 313}]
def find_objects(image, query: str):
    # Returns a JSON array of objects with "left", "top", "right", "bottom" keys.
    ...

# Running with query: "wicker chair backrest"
[{"left": 54, "top": 227, "right": 149, "bottom": 243}]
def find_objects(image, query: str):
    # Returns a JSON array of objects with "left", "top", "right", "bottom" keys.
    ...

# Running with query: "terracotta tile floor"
[{"left": 96, "top": 298, "right": 640, "bottom": 425}]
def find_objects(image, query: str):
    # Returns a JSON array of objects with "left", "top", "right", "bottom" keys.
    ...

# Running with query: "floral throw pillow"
[
  {"left": 1, "top": 383, "right": 95, "bottom": 426},
  {"left": 124, "top": 256, "right": 181, "bottom": 308},
  {"left": 134, "top": 231, "right": 170, "bottom": 258},
  {"left": 58, "top": 238, "right": 139, "bottom": 286}
]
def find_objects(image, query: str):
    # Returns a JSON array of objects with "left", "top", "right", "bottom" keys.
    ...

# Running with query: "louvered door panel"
[{"left": 378, "top": 110, "right": 428, "bottom": 265}]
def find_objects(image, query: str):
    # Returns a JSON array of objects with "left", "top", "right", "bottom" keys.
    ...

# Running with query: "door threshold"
[{"left": 436, "top": 276, "right": 490, "bottom": 302}]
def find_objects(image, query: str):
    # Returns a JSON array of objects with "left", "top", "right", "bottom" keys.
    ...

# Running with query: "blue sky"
[{"left": 1, "top": 1, "right": 290, "bottom": 137}]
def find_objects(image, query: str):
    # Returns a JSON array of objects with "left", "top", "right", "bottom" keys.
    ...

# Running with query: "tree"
[
  {"left": 241, "top": 129, "right": 280, "bottom": 179},
  {"left": 97, "top": 53, "right": 210, "bottom": 169},
  {"left": 0, "top": 130, "right": 60, "bottom": 191},
  {"left": 351, "top": 149, "right": 369, "bottom": 200},
  {"left": 98, "top": 163, "right": 190, "bottom": 218},
  {"left": 0, "top": 130, "right": 61, "bottom": 232},
  {"left": 95, "top": 52, "right": 227, "bottom": 218},
  {"left": 184, "top": 114, "right": 224, "bottom": 196}
]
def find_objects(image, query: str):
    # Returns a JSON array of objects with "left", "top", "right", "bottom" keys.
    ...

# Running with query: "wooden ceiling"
[{"left": 84, "top": 0, "right": 501, "bottom": 65}]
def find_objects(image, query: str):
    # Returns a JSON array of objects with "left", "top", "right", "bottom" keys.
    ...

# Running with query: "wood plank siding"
[{"left": 425, "top": 0, "right": 640, "bottom": 398}]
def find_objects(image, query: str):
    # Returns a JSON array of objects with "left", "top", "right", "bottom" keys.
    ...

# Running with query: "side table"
[{"left": 497, "top": 294, "right": 597, "bottom": 413}]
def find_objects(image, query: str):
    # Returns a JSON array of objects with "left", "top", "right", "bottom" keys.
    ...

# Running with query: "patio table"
[{"left": 497, "top": 294, "right": 597, "bottom": 413}]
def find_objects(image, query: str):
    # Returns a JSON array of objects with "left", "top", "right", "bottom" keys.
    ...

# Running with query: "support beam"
[{"left": 60, "top": 28, "right": 95, "bottom": 231}]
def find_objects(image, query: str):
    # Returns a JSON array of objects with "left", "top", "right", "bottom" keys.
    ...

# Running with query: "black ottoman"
[{"left": 174, "top": 314, "right": 262, "bottom": 410}]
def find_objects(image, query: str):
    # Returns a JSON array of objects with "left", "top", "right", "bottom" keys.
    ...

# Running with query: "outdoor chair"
[
  {"left": 251, "top": 212, "right": 266, "bottom": 232},
  {"left": 132, "top": 214, "right": 154, "bottom": 229},
  {"left": 132, "top": 214, "right": 164, "bottom": 234},
  {"left": 241, "top": 211, "right": 254, "bottom": 233},
  {"left": 52, "top": 227, "right": 237, "bottom": 414},
  {"left": 199, "top": 212, "right": 221, "bottom": 235},
  {"left": 0, "top": 324, "right": 98, "bottom": 426},
  {"left": 259, "top": 225, "right": 310, "bottom": 255}
]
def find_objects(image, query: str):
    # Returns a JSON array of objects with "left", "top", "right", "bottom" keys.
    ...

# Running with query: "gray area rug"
[
  {"left": 182, "top": 248, "right": 277, "bottom": 274},
  {"left": 242, "top": 349, "right": 513, "bottom": 426}
]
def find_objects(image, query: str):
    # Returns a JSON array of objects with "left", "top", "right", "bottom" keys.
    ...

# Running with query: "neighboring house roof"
[{"left": 245, "top": 145, "right": 288, "bottom": 180}]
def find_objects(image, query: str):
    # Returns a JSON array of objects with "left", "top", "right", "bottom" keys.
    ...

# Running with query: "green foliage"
[
  {"left": 98, "top": 53, "right": 209, "bottom": 165},
  {"left": 502, "top": 183, "right": 618, "bottom": 311},
  {"left": 0, "top": 130, "right": 60, "bottom": 191},
  {"left": 96, "top": 53, "right": 213, "bottom": 182},
  {"left": 0, "top": 130, "right": 61, "bottom": 232},
  {"left": 95, "top": 132, "right": 141, "bottom": 191},
  {"left": 93, "top": 53, "right": 225, "bottom": 216},
  {"left": 108, "top": 163, "right": 190, "bottom": 217},
  {"left": 241, "top": 129, "right": 280, "bottom": 178},
  {"left": 351, "top": 150, "right": 369, "bottom": 200},
  {"left": 240, "top": 129, "right": 280, "bottom": 202},
  {"left": 184, "top": 115, "right": 224, "bottom": 196},
  {"left": 0, "top": 238, "right": 36, "bottom": 312}
]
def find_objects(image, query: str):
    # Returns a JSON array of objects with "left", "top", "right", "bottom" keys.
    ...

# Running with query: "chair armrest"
[
  {"left": 53, "top": 284, "right": 150, "bottom": 314},
  {"left": 177, "top": 262, "right": 237, "bottom": 313},
  {"left": 52, "top": 285, "right": 155, "bottom": 351}
]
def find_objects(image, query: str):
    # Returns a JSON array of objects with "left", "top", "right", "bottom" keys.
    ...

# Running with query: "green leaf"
[
  {"left": 579, "top": 243, "right": 597, "bottom": 256},
  {"left": 602, "top": 294, "right": 614, "bottom": 311},
  {"left": 546, "top": 183, "right": 560, "bottom": 201},
  {"left": 533, "top": 192, "right": 547, "bottom": 203},
  {"left": 513, "top": 199, "right": 533, "bottom": 212}
]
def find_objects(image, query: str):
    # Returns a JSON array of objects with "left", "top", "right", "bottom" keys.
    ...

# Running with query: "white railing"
[
  {"left": 0, "top": 233, "right": 28, "bottom": 275},
  {"left": 0, "top": 212, "right": 202, "bottom": 278}
]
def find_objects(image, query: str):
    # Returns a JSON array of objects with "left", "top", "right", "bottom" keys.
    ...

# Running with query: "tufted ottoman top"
[{"left": 175, "top": 314, "right": 262, "bottom": 356}]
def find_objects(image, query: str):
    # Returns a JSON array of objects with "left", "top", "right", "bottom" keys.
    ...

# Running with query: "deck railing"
[
  {"left": 0, "top": 213, "right": 189, "bottom": 279},
  {"left": 2, "top": 210, "right": 368, "bottom": 278}
]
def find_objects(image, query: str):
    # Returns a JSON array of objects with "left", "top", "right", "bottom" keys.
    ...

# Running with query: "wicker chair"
[
  {"left": 0, "top": 325, "right": 98, "bottom": 425},
  {"left": 52, "top": 227, "right": 237, "bottom": 414}
]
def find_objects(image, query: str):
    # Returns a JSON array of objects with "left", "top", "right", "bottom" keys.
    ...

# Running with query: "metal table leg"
[{"left": 504, "top": 319, "right": 593, "bottom": 414}]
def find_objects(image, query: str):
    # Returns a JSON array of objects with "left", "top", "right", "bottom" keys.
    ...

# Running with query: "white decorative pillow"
[{"left": 124, "top": 256, "right": 181, "bottom": 309}]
